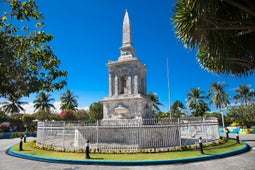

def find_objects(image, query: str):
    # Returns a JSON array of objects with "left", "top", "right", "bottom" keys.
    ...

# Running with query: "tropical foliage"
[
  {"left": 186, "top": 88, "right": 209, "bottom": 117},
  {"left": 75, "top": 109, "right": 89, "bottom": 121},
  {"left": 233, "top": 84, "right": 255, "bottom": 106},
  {"left": 226, "top": 104, "right": 255, "bottom": 127},
  {"left": 22, "top": 114, "right": 36, "bottom": 130},
  {"left": 147, "top": 92, "right": 163, "bottom": 114},
  {"left": 0, "top": 0, "right": 67, "bottom": 98},
  {"left": 170, "top": 100, "right": 186, "bottom": 118},
  {"left": 33, "top": 92, "right": 55, "bottom": 112},
  {"left": 2, "top": 94, "right": 27, "bottom": 116},
  {"left": 60, "top": 110, "right": 75, "bottom": 121},
  {"left": 173, "top": 0, "right": 255, "bottom": 76},
  {"left": 88, "top": 102, "right": 103, "bottom": 120},
  {"left": 60, "top": 89, "right": 78, "bottom": 111},
  {"left": 208, "top": 82, "right": 230, "bottom": 110}
]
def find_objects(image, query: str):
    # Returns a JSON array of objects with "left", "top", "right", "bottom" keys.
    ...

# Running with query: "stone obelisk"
[{"left": 102, "top": 10, "right": 152, "bottom": 122}]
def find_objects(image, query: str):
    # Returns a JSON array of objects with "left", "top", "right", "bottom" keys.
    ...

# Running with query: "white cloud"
[
  {"left": 22, "top": 102, "right": 34, "bottom": 114},
  {"left": 52, "top": 101, "right": 61, "bottom": 113}
]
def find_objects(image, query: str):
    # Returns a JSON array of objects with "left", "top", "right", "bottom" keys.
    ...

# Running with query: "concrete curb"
[{"left": 7, "top": 143, "right": 250, "bottom": 166}]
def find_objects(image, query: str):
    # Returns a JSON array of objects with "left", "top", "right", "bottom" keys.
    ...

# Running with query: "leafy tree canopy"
[
  {"left": 226, "top": 104, "right": 255, "bottom": 127},
  {"left": 0, "top": 0, "right": 67, "bottom": 98},
  {"left": 170, "top": 100, "right": 186, "bottom": 118},
  {"left": 173, "top": 0, "right": 255, "bottom": 76},
  {"left": 89, "top": 102, "right": 103, "bottom": 120}
]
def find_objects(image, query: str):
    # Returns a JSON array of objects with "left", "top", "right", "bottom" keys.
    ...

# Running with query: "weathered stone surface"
[{"left": 102, "top": 10, "right": 152, "bottom": 122}]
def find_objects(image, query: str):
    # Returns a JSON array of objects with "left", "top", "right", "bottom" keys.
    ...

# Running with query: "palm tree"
[
  {"left": 2, "top": 94, "right": 27, "bottom": 116},
  {"left": 186, "top": 88, "right": 209, "bottom": 117},
  {"left": 234, "top": 84, "right": 255, "bottom": 106},
  {"left": 33, "top": 92, "right": 55, "bottom": 112},
  {"left": 147, "top": 92, "right": 163, "bottom": 114},
  {"left": 173, "top": 0, "right": 255, "bottom": 76},
  {"left": 60, "top": 89, "right": 78, "bottom": 111},
  {"left": 208, "top": 82, "right": 230, "bottom": 127},
  {"left": 171, "top": 100, "right": 186, "bottom": 118}
]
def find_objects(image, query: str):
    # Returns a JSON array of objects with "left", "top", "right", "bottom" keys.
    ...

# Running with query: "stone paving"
[{"left": 0, "top": 134, "right": 254, "bottom": 170}]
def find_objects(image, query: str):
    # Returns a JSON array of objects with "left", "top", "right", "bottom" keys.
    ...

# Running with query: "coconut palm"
[
  {"left": 60, "top": 89, "right": 78, "bottom": 111},
  {"left": 186, "top": 88, "right": 209, "bottom": 117},
  {"left": 234, "top": 84, "right": 255, "bottom": 106},
  {"left": 208, "top": 82, "right": 230, "bottom": 127},
  {"left": 33, "top": 92, "right": 55, "bottom": 112},
  {"left": 171, "top": 100, "right": 186, "bottom": 118},
  {"left": 172, "top": 0, "right": 255, "bottom": 76},
  {"left": 2, "top": 94, "right": 27, "bottom": 116},
  {"left": 147, "top": 92, "right": 163, "bottom": 113}
]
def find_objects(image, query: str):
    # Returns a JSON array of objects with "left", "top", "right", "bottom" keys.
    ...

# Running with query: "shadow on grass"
[
  {"left": 87, "top": 157, "right": 104, "bottom": 160},
  {"left": 18, "top": 149, "right": 32, "bottom": 152}
]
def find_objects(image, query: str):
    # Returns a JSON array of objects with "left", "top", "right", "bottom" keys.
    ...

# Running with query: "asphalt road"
[{"left": 0, "top": 134, "right": 254, "bottom": 170}]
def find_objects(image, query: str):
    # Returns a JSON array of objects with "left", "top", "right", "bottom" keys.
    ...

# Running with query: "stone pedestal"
[{"left": 102, "top": 94, "right": 152, "bottom": 122}]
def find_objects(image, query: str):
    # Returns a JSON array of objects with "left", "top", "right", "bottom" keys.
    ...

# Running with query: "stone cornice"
[{"left": 107, "top": 58, "right": 147, "bottom": 70}]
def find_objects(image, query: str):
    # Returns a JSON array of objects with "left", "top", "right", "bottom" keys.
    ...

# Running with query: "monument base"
[
  {"left": 102, "top": 94, "right": 152, "bottom": 120},
  {"left": 74, "top": 124, "right": 180, "bottom": 150}
]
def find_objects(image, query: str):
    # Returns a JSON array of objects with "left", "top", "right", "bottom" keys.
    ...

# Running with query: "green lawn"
[{"left": 12, "top": 139, "right": 244, "bottom": 161}]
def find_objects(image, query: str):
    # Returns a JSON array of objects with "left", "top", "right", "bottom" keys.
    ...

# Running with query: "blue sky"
[{"left": 2, "top": 0, "right": 255, "bottom": 113}]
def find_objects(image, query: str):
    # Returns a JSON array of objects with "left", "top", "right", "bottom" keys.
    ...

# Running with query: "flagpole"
[{"left": 166, "top": 57, "right": 171, "bottom": 119}]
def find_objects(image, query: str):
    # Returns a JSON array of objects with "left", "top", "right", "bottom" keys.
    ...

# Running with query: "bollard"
[
  {"left": 19, "top": 136, "right": 23, "bottom": 151},
  {"left": 225, "top": 128, "right": 229, "bottom": 139},
  {"left": 236, "top": 132, "right": 240, "bottom": 144},
  {"left": 198, "top": 137, "right": 204, "bottom": 154},
  {"left": 24, "top": 134, "right": 26, "bottom": 143},
  {"left": 85, "top": 140, "right": 90, "bottom": 159}
]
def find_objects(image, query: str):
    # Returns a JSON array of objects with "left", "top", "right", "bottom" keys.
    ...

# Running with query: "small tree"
[
  {"left": 89, "top": 102, "right": 103, "bottom": 120},
  {"left": 186, "top": 88, "right": 210, "bottom": 117},
  {"left": 60, "top": 110, "right": 75, "bottom": 121},
  {"left": 22, "top": 114, "right": 35, "bottom": 130},
  {"left": 147, "top": 92, "right": 164, "bottom": 114},
  {"left": 60, "top": 89, "right": 78, "bottom": 111},
  {"left": 171, "top": 100, "right": 186, "bottom": 118},
  {"left": 207, "top": 82, "right": 230, "bottom": 127},
  {"left": 33, "top": 92, "right": 55, "bottom": 112},
  {"left": 35, "top": 110, "right": 52, "bottom": 121},
  {"left": 234, "top": 84, "right": 255, "bottom": 106},
  {"left": 75, "top": 109, "right": 90, "bottom": 121}
]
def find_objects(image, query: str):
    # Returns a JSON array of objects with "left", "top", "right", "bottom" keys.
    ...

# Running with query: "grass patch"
[{"left": 12, "top": 139, "right": 244, "bottom": 161}]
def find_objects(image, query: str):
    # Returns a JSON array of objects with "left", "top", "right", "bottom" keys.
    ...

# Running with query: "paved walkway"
[{"left": 0, "top": 134, "right": 254, "bottom": 170}]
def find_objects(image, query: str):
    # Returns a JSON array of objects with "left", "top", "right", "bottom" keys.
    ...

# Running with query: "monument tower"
[{"left": 102, "top": 10, "right": 152, "bottom": 120}]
